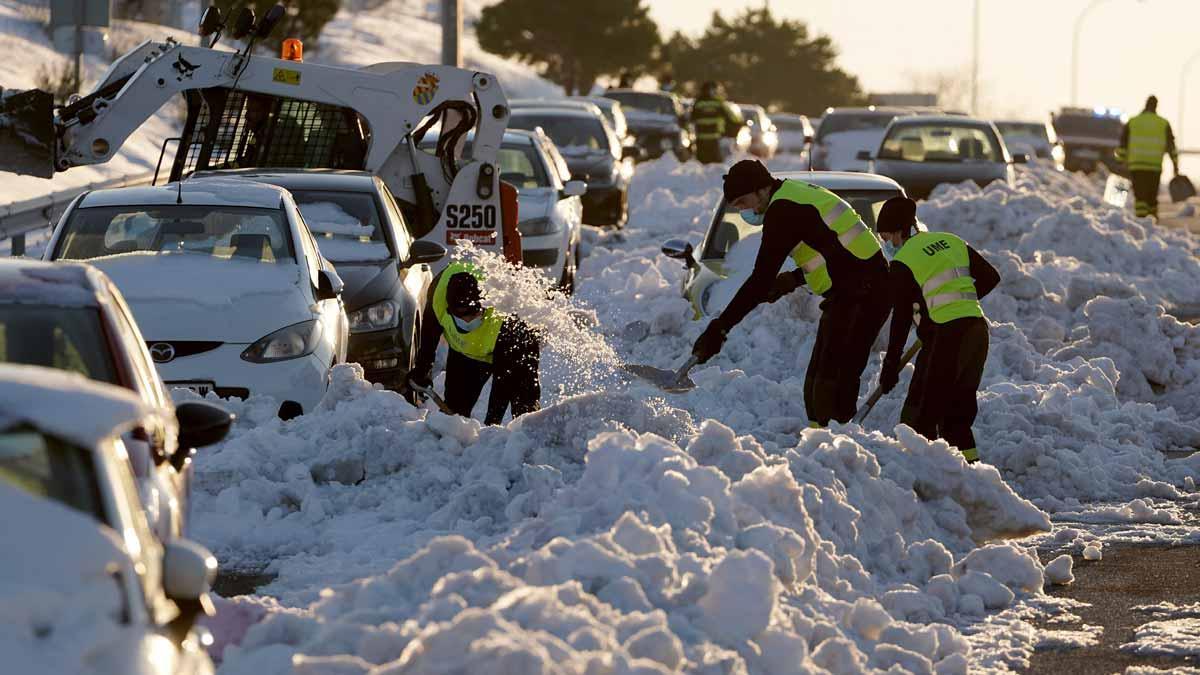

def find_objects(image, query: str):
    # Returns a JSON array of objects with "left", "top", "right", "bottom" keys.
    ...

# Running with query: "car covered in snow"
[
  {"left": 860, "top": 116, "right": 1022, "bottom": 200},
  {"left": 0, "top": 365, "right": 218, "bottom": 674},
  {"left": 0, "top": 259, "right": 232, "bottom": 540},
  {"left": 509, "top": 106, "right": 634, "bottom": 227},
  {"left": 736, "top": 103, "right": 780, "bottom": 159},
  {"left": 773, "top": 112, "right": 816, "bottom": 158},
  {"left": 44, "top": 178, "right": 349, "bottom": 419},
  {"left": 661, "top": 171, "right": 905, "bottom": 318},
  {"left": 570, "top": 95, "right": 636, "bottom": 149},
  {"left": 994, "top": 119, "right": 1066, "bottom": 171},
  {"left": 602, "top": 88, "right": 694, "bottom": 162},
  {"left": 195, "top": 170, "right": 447, "bottom": 393},
  {"left": 810, "top": 106, "right": 913, "bottom": 172}
]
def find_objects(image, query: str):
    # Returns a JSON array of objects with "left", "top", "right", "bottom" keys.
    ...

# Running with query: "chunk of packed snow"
[{"left": 1043, "top": 554, "right": 1074, "bottom": 585}]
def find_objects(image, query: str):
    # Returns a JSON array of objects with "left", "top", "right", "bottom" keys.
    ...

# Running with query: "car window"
[
  {"left": 1052, "top": 115, "right": 1122, "bottom": 139},
  {"left": 879, "top": 124, "right": 1001, "bottom": 162},
  {"left": 0, "top": 305, "right": 119, "bottom": 384},
  {"left": 509, "top": 114, "right": 610, "bottom": 155},
  {"left": 290, "top": 189, "right": 393, "bottom": 263},
  {"left": 104, "top": 283, "right": 169, "bottom": 407},
  {"left": 995, "top": 122, "right": 1049, "bottom": 143},
  {"left": 603, "top": 92, "right": 678, "bottom": 117},
  {"left": 56, "top": 205, "right": 294, "bottom": 263},
  {"left": 0, "top": 429, "right": 105, "bottom": 521},
  {"left": 379, "top": 183, "right": 413, "bottom": 260},
  {"left": 703, "top": 189, "right": 899, "bottom": 260},
  {"left": 497, "top": 145, "right": 551, "bottom": 189},
  {"left": 816, "top": 113, "right": 898, "bottom": 141}
]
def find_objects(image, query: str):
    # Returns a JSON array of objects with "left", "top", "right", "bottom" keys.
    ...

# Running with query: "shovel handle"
[
  {"left": 853, "top": 341, "right": 922, "bottom": 424},
  {"left": 676, "top": 355, "right": 700, "bottom": 379}
]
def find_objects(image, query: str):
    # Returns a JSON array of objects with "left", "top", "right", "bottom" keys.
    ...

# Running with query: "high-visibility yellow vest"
[
  {"left": 1126, "top": 112, "right": 1170, "bottom": 172},
  {"left": 892, "top": 231, "right": 984, "bottom": 324},
  {"left": 770, "top": 179, "right": 882, "bottom": 295},
  {"left": 692, "top": 99, "right": 730, "bottom": 140},
  {"left": 432, "top": 261, "right": 504, "bottom": 363}
]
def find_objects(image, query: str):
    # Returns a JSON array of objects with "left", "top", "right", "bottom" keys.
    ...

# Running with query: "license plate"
[
  {"left": 167, "top": 381, "right": 214, "bottom": 396},
  {"left": 1076, "top": 148, "right": 1099, "bottom": 159}
]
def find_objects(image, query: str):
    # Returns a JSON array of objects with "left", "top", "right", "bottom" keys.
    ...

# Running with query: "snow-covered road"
[{"left": 189, "top": 155, "right": 1200, "bottom": 674}]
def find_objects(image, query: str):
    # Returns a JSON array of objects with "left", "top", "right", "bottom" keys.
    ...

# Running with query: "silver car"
[{"left": 861, "top": 116, "right": 1023, "bottom": 200}]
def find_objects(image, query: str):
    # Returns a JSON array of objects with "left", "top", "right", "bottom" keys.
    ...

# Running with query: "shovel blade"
[
  {"left": 0, "top": 89, "right": 56, "bottom": 178},
  {"left": 1169, "top": 175, "right": 1196, "bottom": 203},
  {"left": 622, "top": 364, "right": 696, "bottom": 392}
]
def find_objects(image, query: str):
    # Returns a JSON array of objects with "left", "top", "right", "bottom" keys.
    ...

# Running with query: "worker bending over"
[
  {"left": 691, "top": 159, "right": 891, "bottom": 426},
  {"left": 409, "top": 262, "right": 541, "bottom": 424},
  {"left": 876, "top": 197, "right": 1000, "bottom": 463}
]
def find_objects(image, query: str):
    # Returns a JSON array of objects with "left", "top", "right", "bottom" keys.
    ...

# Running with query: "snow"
[
  {"left": 1123, "top": 618, "right": 1200, "bottom": 657},
  {"left": 296, "top": 201, "right": 391, "bottom": 263},
  {"left": 1043, "top": 554, "right": 1074, "bottom": 585},
  {"left": 0, "top": 363, "right": 146, "bottom": 447},
  {"left": 0, "top": 258, "right": 99, "bottom": 307}
]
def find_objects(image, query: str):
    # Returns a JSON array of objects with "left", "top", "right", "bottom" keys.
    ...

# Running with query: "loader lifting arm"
[{"left": 2, "top": 37, "right": 514, "bottom": 262}]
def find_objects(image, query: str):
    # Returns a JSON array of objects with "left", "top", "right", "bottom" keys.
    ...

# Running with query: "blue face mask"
[
  {"left": 882, "top": 241, "right": 898, "bottom": 259},
  {"left": 453, "top": 315, "right": 483, "bottom": 332},
  {"left": 740, "top": 209, "right": 764, "bottom": 226}
]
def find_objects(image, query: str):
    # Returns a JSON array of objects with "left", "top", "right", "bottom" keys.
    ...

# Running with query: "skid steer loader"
[{"left": 0, "top": 5, "right": 520, "bottom": 267}]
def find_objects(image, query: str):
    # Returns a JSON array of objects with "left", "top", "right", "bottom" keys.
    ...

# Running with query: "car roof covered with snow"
[
  {"left": 510, "top": 106, "right": 602, "bottom": 121},
  {"left": 776, "top": 170, "right": 904, "bottom": 193},
  {"left": 192, "top": 169, "right": 379, "bottom": 193},
  {"left": 887, "top": 114, "right": 997, "bottom": 130},
  {"left": 511, "top": 98, "right": 603, "bottom": 113},
  {"left": 0, "top": 364, "right": 148, "bottom": 447},
  {"left": 0, "top": 258, "right": 107, "bottom": 308},
  {"left": 78, "top": 178, "right": 288, "bottom": 209}
]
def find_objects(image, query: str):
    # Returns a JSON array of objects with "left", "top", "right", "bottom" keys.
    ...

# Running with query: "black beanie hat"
[
  {"left": 446, "top": 272, "right": 483, "bottom": 315},
  {"left": 876, "top": 196, "right": 917, "bottom": 233},
  {"left": 723, "top": 159, "right": 773, "bottom": 202}
]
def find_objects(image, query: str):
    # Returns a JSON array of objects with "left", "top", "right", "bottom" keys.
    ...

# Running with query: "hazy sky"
[{"left": 646, "top": 0, "right": 1200, "bottom": 148}]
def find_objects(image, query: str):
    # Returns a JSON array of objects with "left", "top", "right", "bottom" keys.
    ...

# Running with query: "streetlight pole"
[
  {"left": 971, "top": 0, "right": 980, "bottom": 115},
  {"left": 1179, "top": 48, "right": 1200, "bottom": 150},
  {"left": 1071, "top": 0, "right": 1110, "bottom": 106}
]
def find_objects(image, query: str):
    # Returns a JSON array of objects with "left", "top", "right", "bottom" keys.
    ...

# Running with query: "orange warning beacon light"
[{"left": 281, "top": 38, "right": 303, "bottom": 62}]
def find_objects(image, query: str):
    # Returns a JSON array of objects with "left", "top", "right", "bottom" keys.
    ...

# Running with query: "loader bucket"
[{"left": 0, "top": 88, "right": 55, "bottom": 178}]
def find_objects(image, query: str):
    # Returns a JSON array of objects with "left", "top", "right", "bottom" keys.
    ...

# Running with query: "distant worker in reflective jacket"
[
  {"left": 408, "top": 261, "right": 541, "bottom": 425},
  {"left": 691, "top": 159, "right": 891, "bottom": 427},
  {"left": 875, "top": 197, "right": 1000, "bottom": 463},
  {"left": 690, "top": 81, "right": 744, "bottom": 164},
  {"left": 1117, "top": 95, "right": 1179, "bottom": 219}
]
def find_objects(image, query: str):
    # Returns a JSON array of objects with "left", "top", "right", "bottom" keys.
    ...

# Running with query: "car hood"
[
  {"left": 559, "top": 152, "right": 616, "bottom": 180},
  {"left": 334, "top": 261, "right": 400, "bottom": 313},
  {"left": 516, "top": 188, "right": 556, "bottom": 220},
  {"left": 89, "top": 252, "right": 312, "bottom": 343},
  {"left": 818, "top": 129, "right": 887, "bottom": 169}
]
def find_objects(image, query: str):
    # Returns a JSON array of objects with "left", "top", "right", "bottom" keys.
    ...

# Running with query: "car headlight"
[
  {"left": 241, "top": 319, "right": 322, "bottom": 363},
  {"left": 348, "top": 300, "right": 399, "bottom": 333},
  {"left": 519, "top": 217, "right": 563, "bottom": 236}
]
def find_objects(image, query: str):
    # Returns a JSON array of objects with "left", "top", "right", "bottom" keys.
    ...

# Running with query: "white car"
[
  {"left": 45, "top": 178, "right": 349, "bottom": 419},
  {"left": 810, "top": 107, "right": 913, "bottom": 172},
  {"left": 0, "top": 364, "right": 217, "bottom": 674}
]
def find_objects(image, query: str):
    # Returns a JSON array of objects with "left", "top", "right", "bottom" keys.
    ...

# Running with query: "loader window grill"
[{"left": 171, "top": 88, "right": 370, "bottom": 181}]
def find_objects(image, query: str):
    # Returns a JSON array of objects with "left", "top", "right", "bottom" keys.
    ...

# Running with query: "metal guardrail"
[{"left": 0, "top": 171, "right": 156, "bottom": 255}]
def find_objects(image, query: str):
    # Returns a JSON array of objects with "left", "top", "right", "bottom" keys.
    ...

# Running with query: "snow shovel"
[
  {"left": 853, "top": 341, "right": 922, "bottom": 424},
  {"left": 1169, "top": 175, "right": 1197, "bottom": 203},
  {"left": 406, "top": 381, "right": 453, "bottom": 414},
  {"left": 623, "top": 355, "right": 699, "bottom": 393}
]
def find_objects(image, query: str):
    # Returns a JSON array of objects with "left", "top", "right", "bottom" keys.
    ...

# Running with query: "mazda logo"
[{"left": 149, "top": 342, "right": 176, "bottom": 364}]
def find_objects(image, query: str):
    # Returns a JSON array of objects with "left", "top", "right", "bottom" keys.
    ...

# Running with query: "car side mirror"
[
  {"left": 163, "top": 539, "right": 217, "bottom": 639},
  {"left": 174, "top": 401, "right": 233, "bottom": 462},
  {"left": 661, "top": 238, "right": 694, "bottom": 265},
  {"left": 856, "top": 150, "right": 873, "bottom": 161},
  {"left": 1011, "top": 153, "right": 1029, "bottom": 164},
  {"left": 562, "top": 180, "right": 587, "bottom": 198},
  {"left": 315, "top": 268, "right": 343, "bottom": 301},
  {"left": 402, "top": 240, "right": 446, "bottom": 268}
]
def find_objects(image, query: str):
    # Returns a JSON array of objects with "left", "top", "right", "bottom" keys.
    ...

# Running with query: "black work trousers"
[
  {"left": 900, "top": 316, "right": 989, "bottom": 454},
  {"left": 695, "top": 138, "right": 723, "bottom": 164},
  {"left": 1131, "top": 170, "right": 1161, "bottom": 218},
  {"left": 804, "top": 291, "right": 892, "bottom": 426},
  {"left": 444, "top": 318, "right": 541, "bottom": 425}
]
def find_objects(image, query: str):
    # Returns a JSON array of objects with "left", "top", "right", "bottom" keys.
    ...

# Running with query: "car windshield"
[
  {"left": 774, "top": 117, "right": 808, "bottom": 131},
  {"left": 816, "top": 113, "right": 898, "bottom": 140},
  {"left": 497, "top": 145, "right": 551, "bottom": 189},
  {"left": 510, "top": 114, "right": 609, "bottom": 154},
  {"left": 879, "top": 124, "right": 1002, "bottom": 162},
  {"left": 704, "top": 189, "right": 899, "bottom": 260},
  {"left": 290, "top": 190, "right": 393, "bottom": 263},
  {"left": 995, "top": 122, "right": 1049, "bottom": 143},
  {"left": 604, "top": 92, "right": 677, "bottom": 116},
  {"left": 1053, "top": 115, "right": 1122, "bottom": 139},
  {"left": 57, "top": 205, "right": 294, "bottom": 263},
  {"left": 0, "top": 428, "right": 105, "bottom": 522},
  {"left": 0, "top": 305, "right": 118, "bottom": 384}
]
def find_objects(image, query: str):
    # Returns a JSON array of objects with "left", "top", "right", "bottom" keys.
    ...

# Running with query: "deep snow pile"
[{"left": 198, "top": 365, "right": 1050, "bottom": 674}]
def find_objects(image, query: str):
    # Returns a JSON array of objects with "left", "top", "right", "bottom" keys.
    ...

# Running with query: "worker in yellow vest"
[
  {"left": 875, "top": 197, "right": 1000, "bottom": 463},
  {"left": 691, "top": 159, "right": 891, "bottom": 427},
  {"left": 691, "top": 81, "right": 743, "bottom": 164},
  {"left": 408, "top": 261, "right": 541, "bottom": 424},
  {"left": 1117, "top": 95, "right": 1179, "bottom": 219}
]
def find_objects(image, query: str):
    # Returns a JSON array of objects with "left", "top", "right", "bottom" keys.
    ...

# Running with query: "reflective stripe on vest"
[
  {"left": 693, "top": 99, "right": 727, "bottom": 140},
  {"left": 432, "top": 261, "right": 504, "bottom": 363},
  {"left": 893, "top": 231, "right": 984, "bottom": 324},
  {"left": 770, "top": 179, "right": 882, "bottom": 295},
  {"left": 1126, "top": 112, "right": 1169, "bottom": 172}
]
